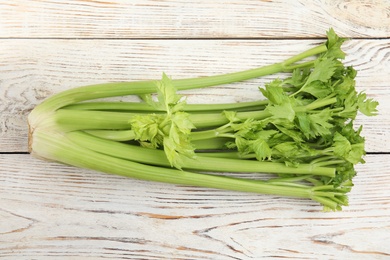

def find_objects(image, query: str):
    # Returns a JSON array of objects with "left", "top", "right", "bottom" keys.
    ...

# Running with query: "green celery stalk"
[
  {"left": 29, "top": 30, "right": 364, "bottom": 211},
  {"left": 66, "top": 131, "right": 335, "bottom": 177},
  {"left": 28, "top": 44, "right": 327, "bottom": 126},
  {"left": 45, "top": 109, "right": 266, "bottom": 132},
  {"left": 51, "top": 94, "right": 337, "bottom": 132},
  {"left": 64, "top": 100, "right": 268, "bottom": 112},
  {"left": 31, "top": 129, "right": 344, "bottom": 210}
]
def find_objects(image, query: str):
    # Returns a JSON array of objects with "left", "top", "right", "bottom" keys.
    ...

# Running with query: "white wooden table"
[{"left": 1, "top": 1, "right": 389, "bottom": 259}]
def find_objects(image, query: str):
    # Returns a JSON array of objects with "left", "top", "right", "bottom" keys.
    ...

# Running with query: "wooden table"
[{"left": 1, "top": 1, "right": 389, "bottom": 259}]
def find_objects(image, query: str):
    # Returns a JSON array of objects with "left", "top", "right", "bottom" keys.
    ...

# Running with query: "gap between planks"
[{"left": 1, "top": 37, "right": 390, "bottom": 41}]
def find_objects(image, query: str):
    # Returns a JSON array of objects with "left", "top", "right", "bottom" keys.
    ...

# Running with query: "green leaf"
[
  {"left": 231, "top": 118, "right": 253, "bottom": 134},
  {"left": 347, "top": 143, "right": 365, "bottom": 164},
  {"left": 296, "top": 112, "right": 311, "bottom": 135},
  {"left": 255, "top": 130, "right": 279, "bottom": 141},
  {"left": 223, "top": 110, "right": 241, "bottom": 123},
  {"left": 130, "top": 114, "right": 164, "bottom": 148},
  {"left": 130, "top": 73, "right": 196, "bottom": 169},
  {"left": 336, "top": 90, "right": 358, "bottom": 119},
  {"left": 292, "top": 57, "right": 338, "bottom": 97},
  {"left": 302, "top": 81, "right": 332, "bottom": 98},
  {"left": 332, "top": 129, "right": 366, "bottom": 165},
  {"left": 251, "top": 138, "right": 272, "bottom": 161},
  {"left": 272, "top": 142, "right": 318, "bottom": 163},
  {"left": 290, "top": 68, "right": 310, "bottom": 87},
  {"left": 259, "top": 79, "right": 287, "bottom": 105},
  {"left": 234, "top": 129, "right": 277, "bottom": 161},
  {"left": 334, "top": 78, "right": 353, "bottom": 96},
  {"left": 339, "top": 122, "right": 365, "bottom": 145},
  {"left": 150, "top": 113, "right": 196, "bottom": 170},
  {"left": 305, "top": 58, "right": 337, "bottom": 87},
  {"left": 272, "top": 142, "right": 301, "bottom": 159},
  {"left": 156, "top": 73, "right": 182, "bottom": 112},
  {"left": 357, "top": 92, "right": 379, "bottom": 116},
  {"left": 296, "top": 109, "right": 333, "bottom": 139},
  {"left": 272, "top": 119, "right": 304, "bottom": 143},
  {"left": 267, "top": 102, "right": 295, "bottom": 122},
  {"left": 333, "top": 132, "right": 352, "bottom": 158},
  {"left": 325, "top": 28, "right": 346, "bottom": 60},
  {"left": 333, "top": 163, "right": 356, "bottom": 187},
  {"left": 163, "top": 137, "right": 184, "bottom": 169},
  {"left": 308, "top": 109, "right": 333, "bottom": 137},
  {"left": 267, "top": 131, "right": 294, "bottom": 147},
  {"left": 232, "top": 118, "right": 268, "bottom": 139},
  {"left": 235, "top": 136, "right": 250, "bottom": 154},
  {"left": 163, "top": 112, "right": 195, "bottom": 169},
  {"left": 172, "top": 112, "right": 196, "bottom": 134}
]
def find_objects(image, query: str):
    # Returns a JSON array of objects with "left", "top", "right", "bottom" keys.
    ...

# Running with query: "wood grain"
[
  {"left": 1, "top": 1, "right": 389, "bottom": 258},
  {"left": 0, "top": 0, "right": 389, "bottom": 38},
  {"left": 1, "top": 39, "right": 389, "bottom": 152},
  {"left": 0, "top": 154, "right": 389, "bottom": 259}
]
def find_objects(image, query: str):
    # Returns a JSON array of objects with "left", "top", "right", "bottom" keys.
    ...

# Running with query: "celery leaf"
[
  {"left": 325, "top": 28, "right": 346, "bottom": 59},
  {"left": 260, "top": 79, "right": 288, "bottom": 105},
  {"left": 357, "top": 92, "right": 379, "bottom": 116},
  {"left": 267, "top": 102, "right": 295, "bottom": 122},
  {"left": 130, "top": 73, "right": 195, "bottom": 169}
]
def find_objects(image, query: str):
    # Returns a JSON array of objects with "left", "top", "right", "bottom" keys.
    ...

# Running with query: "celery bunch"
[{"left": 28, "top": 29, "right": 378, "bottom": 211}]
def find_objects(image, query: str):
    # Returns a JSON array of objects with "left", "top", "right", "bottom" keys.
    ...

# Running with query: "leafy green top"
[
  {"left": 128, "top": 28, "right": 378, "bottom": 211},
  {"left": 222, "top": 28, "right": 378, "bottom": 194},
  {"left": 130, "top": 73, "right": 195, "bottom": 169}
]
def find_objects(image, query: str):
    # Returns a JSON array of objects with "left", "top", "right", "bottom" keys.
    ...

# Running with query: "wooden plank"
[
  {"left": 0, "top": 154, "right": 389, "bottom": 259},
  {"left": 1, "top": 38, "right": 388, "bottom": 153},
  {"left": 1, "top": 1, "right": 388, "bottom": 259},
  {"left": 0, "top": 0, "right": 389, "bottom": 38}
]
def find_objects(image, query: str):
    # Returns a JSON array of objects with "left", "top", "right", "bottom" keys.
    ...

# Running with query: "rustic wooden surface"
[{"left": 1, "top": 0, "right": 390, "bottom": 259}]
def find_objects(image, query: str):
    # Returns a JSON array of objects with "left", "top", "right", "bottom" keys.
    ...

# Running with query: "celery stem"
[
  {"left": 32, "top": 130, "right": 314, "bottom": 199},
  {"left": 29, "top": 44, "right": 328, "bottom": 123},
  {"left": 66, "top": 131, "right": 335, "bottom": 177}
]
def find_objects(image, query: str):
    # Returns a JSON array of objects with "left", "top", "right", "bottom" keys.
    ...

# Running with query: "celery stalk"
[
  {"left": 29, "top": 31, "right": 368, "bottom": 211},
  {"left": 28, "top": 44, "right": 327, "bottom": 125},
  {"left": 66, "top": 131, "right": 335, "bottom": 177},
  {"left": 64, "top": 100, "right": 268, "bottom": 112},
  {"left": 31, "top": 129, "right": 343, "bottom": 210}
]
